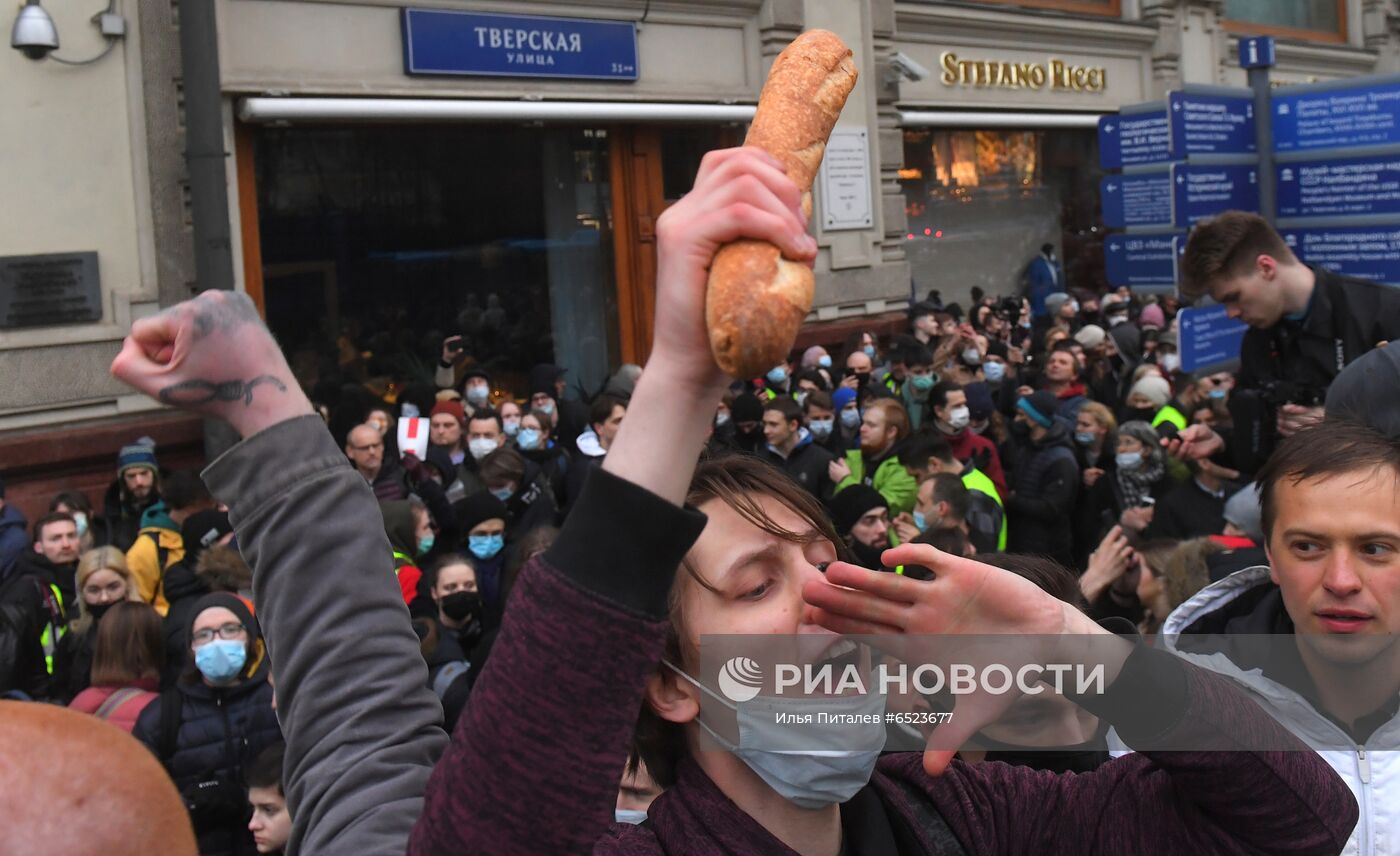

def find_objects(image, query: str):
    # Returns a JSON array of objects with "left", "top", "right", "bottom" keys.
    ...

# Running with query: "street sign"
[
  {"left": 1276, "top": 153, "right": 1400, "bottom": 219},
  {"left": 1274, "top": 79, "right": 1400, "bottom": 152},
  {"left": 1281, "top": 225, "right": 1400, "bottom": 283},
  {"left": 1168, "top": 91, "right": 1256, "bottom": 158},
  {"left": 401, "top": 9, "right": 639, "bottom": 80},
  {"left": 1100, "top": 172, "right": 1172, "bottom": 229},
  {"left": 1171, "top": 163, "right": 1260, "bottom": 227},
  {"left": 1105, "top": 233, "right": 1180, "bottom": 287},
  {"left": 1178, "top": 305, "right": 1248, "bottom": 373},
  {"left": 1099, "top": 109, "right": 1170, "bottom": 169},
  {"left": 1239, "top": 36, "right": 1276, "bottom": 70}
]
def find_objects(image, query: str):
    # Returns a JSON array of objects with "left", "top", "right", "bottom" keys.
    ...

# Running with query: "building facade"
[{"left": 2, "top": 0, "right": 1399, "bottom": 514}]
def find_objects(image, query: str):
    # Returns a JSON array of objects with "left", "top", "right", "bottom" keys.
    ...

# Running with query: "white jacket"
[{"left": 1161, "top": 566, "right": 1399, "bottom": 856}]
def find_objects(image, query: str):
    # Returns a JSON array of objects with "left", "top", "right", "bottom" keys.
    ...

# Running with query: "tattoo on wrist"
[{"left": 158, "top": 376, "right": 287, "bottom": 406}]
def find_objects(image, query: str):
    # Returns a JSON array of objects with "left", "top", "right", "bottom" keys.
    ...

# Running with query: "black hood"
[{"left": 162, "top": 560, "right": 210, "bottom": 604}]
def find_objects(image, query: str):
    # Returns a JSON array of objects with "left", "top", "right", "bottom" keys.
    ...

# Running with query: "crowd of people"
[{"left": 1, "top": 144, "right": 1397, "bottom": 855}]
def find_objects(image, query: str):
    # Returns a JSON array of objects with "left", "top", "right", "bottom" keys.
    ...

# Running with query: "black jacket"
[
  {"left": 504, "top": 461, "right": 560, "bottom": 536},
  {"left": 1147, "top": 478, "right": 1237, "bottom": 542},
  {"left": 161, "top": 561, "right": 211, "bottom": 683},
  {"left": 0, "top": 571, "right": 48, "bottom": 698},
  {"left": 1006, "top": 421, "right": 1080, "bottom": 565},
  {"left": 103, "top": 479, "right": 158, "bottom": 553},
  {"left": 133, "top": 668, "right": 281, "bottom": 856},
  {"left": 520, "top": 443, "right": 572, "bottom": 516},
  {"left": 11, "top": 550, "right": 77, "bottom": 621},
  {"left": 51, "top": 622, "right": 96, "bottom": 704},
  {"left": 760, "top": 432, "right": 836, "bottom": 500}
]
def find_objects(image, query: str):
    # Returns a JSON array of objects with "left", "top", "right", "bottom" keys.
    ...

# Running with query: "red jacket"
[{"left": 944, "top": 428, "right": 1008, "bottom": 497}]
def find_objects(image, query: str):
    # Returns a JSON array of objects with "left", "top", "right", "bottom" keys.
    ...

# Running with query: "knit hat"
[
  {"left": 1138, "top": 304, "right": 1165, "bottom": 330},
  {"left": 1044, "top": 293, "right": 1072, "bottom": 317},
  {"left": 188, "top": 591, "right": 262, "bottom": 679},
  {"left": 827, "top": 485, "right": 888, "bottom": 536},
  {"left": 181, "top": 509, "right": 233, "bottom": 567},
  {"left": 985, "top": 339, "right": 1009, "bottom": 361},
  {"left": 731, "top": 393, "right": 765, "bottom": 424},
  {"left": 1326, "top": 342, "right": 1400, "bottom": 438},
  {"left": 963, "top": 382, "right": 995, "bottom": 421},
  {"left": 117, "top": 437, "right": 158, "bottom": 475},
  {"left": 1130, "top": 375, "right": 1172, "bottom": 409},
  {"left": 1158, "top": 330, "right": 1178, "bottom": 349},
  {"left": 1223, "top": 483, "right": 1264, "bottom": 543},
  {"left": 430, "top": 400, "right": 467, "bottom": 430},
  {"left": 453, "top": 491, "right": 509, "bottom": 533},
  {"left": 1017, "top": 390, "right": 1059, "bottom": 429},
  {"left": 831, "top": 387, "right": 857, "bottom": 412},
  {"left": 528, "top": 364, "right": 566, "bottom": 397},
  {"left": 1074, "top": 324, "right": 1107, "bottom": 350},
  {"left": 461, "top": 367, "right": 491, "bottom": 385}
]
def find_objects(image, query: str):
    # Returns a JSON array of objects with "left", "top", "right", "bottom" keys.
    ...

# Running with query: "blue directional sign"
[
  {"left": 1101, "top": 172, "right": 1172, "bottom": 228},
  {"left": 401, "top": 9, "right": 639, "bottom": 80},
  {"left": 1169, "top": 92, "right": 1256, "bottom": 158},
  {"left": 1105, "top": 233, "right": 1180, "bottom": 287},
  {"left": 1276, "top": 154, "right": 1400, "bottom": 218},
  {"left": 1100, "top": 109, "right": 1171, "bottom": 169},
  {"left": 1274, "top": 80, "right": 1400, "bottom": 152},
  {"left": 1280, "top": 225, "right": 1400, "bottom": 283},
  {"left": 1178, "top": 305, "right": 1248, "bottom": 373},
  {"left": 1171, "top": 163, "right": 1259, "bottom": 227},
  {"left": 1239, "top": 36, "right": 1275, "bottom": 70}
]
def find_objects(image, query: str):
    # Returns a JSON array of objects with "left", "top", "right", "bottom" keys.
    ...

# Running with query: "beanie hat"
[
  {"left": 1130, "top": 375, "right": 1172, "bottom": 409},
  {"left": 827, "top": 485, "right": 888, "bottom": 536},
  {"left": 528, "top": 364, "right": 566, "bottom": 397},
  {"left": 1044, "top": 293, "right": 1072, "bottom": 317},
  {"left": 831, "top": 387, "right": 857, "bottom": 412},
  {"left": 984, "top": 339, "right": 1009, "bottom": 361},
  {"left": 1017, "top": 390, "right": 1059, "bottom": 429},
  {"left": 430, "top": 400, "right": 467, "bottom": 430},
  {"left": 1158, "top": 330, "right": 1178, "bottom": 349},
  {"left": 1326, "top": 343, "right": 1400, "bottom": 438},
  {"left": 1223, "top": 483, "right": 1264, "bottom": 543},
  {"left": 461, "top": 367, "right": 491, "bottom": 386},
  {"left": 731, "top": 393, "right": 765, "bottom": 424},
  {"left": 1074, "top": 324, "right": 1107, "bottom": 350},
  {"left": 117, "top": 437, "right": 158, "bottom": 475},
  {"left": 188, "top": 591, "right": 262, "bottom": 680},
  {"left": 181, "top": 509, "right": 233, "bottom": 567},
  {"left": 1138, "top": 304, "right": 1165, "bottom": 330},
  {"left": 453, "top": 491, "right": 509, "bottom": 533},
  {"left": 963, "top": 382, "right": 995, "bottom": 422}
]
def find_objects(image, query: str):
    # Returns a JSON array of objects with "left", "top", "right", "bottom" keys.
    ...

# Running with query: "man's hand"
[
  {"left": 1278, "top": 403, "right": 1325, "bottom": 438},
  {"left": 1161, "top": 423, "right": 1223, "bottom": 462},
  {"left": 1083, "top": 467, "right": 1104, "bottom": 488},
  {"left": 1007, "top": 346, "right": 1025, "bottom": 366},
  {"left": 110, "top": 291, "right": 312, "bottom": 439},
  {"left": 440, "top": 335, "right": 466, "bottom": 365},
  {"left": 1119, "top": 505, "right": 1154, "bottom": 534},
  {"left": 829, "top": 458, "right": 852, "bottom": 484},
  {"left": 646, "top": 146, "right": 816, "bottom": 394},
  {"left": 1081, "top": 525, "right": 1133, "bottom": 604},
  {"left": 803, "top": 546, "right": 1118, "bottom": 776},
  {"left": 840, "top": 374, "right": 860, "bottom": 391},
  {"left": 892, "top": 512, "right": 921, "bottom": 544}
]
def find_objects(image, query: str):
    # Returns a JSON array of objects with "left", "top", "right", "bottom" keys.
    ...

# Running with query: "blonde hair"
[
  {"left": 1078, "top": 401, "right": 1117, "bottom": 433},
  {"left": 71, "top": 547, "right": 140, "bottom": 635}
]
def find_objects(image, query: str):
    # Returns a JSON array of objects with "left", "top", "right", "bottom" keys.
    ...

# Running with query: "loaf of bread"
[{"left": 706, "top": 30, "right": 858, "bottom": 378}]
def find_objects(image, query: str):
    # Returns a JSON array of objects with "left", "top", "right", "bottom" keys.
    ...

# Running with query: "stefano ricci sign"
[
  {"left": 401, "top": 9, "right": 639, "bottom": 81},
  {"left": 939, "top": 51, "right": 1106, "bottom": 93}
]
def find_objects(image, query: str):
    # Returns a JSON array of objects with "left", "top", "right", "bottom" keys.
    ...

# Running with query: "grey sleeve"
[
  {"left": 204, "top": 415, "right": 447, "bottom": 856},
  {"left": 434, "top": 363, "right": 455, "bottom": 390}
]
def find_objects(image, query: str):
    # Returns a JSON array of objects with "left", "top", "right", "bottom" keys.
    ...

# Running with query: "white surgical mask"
[
  {"left": 466, "top": 385, "right": 490, "bottom": 406},
  {"left": 983, "top": 361, "right": 1006, "bottom": 383},
  {"left": 808, "top": 418, "right": 834, "bottom": 440},
  {"left": 841, "top": 408, "right": 861, "bottom": 429},
  {"left": 502, "top": 418, "right": 520, "bottom": 437},
  {"left": 1159, "top": 353, "right": 1181, "bottom": 374},
  {"left": 946, "top": 405, "right": 971, "bottom": 431},
  {"left": 468, "top": 437, "right": 498, "bottom": 460}
]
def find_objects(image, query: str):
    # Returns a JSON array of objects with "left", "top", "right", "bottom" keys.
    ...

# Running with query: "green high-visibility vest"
[
  {"left": 1152, "top": 404, "right": 1187, "bottom": 432},
  {"left": 40, "top": 583, "right": 65, "bottom": 675},
  {"left": 962, "top": 467, "right": 1008, "bottom": 552}
]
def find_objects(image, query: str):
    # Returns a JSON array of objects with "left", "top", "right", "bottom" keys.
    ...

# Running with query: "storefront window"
[
  {"left": 254, "top": 125, "right": 618, "bottom": 402},
  {"left": 900, "top": 127, "right": 1105, "bottom": 303},
  {"left": 1223, "top": 0, "right": 1344, "bottom": 40}
]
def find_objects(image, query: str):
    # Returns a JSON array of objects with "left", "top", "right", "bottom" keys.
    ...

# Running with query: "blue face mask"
[
  {"left": 615, "top": 809, "right": 648, "bottom": 825},
  {"left": 466, "top": 385, "right": 490, "bottom": 406},
  {"left": 862, "top": 345, "right": 877, "bottom": 359},
  {"left": 195, "top": 639, "right": 246, "bottom": 684},
  {"left": 983, "top": 362, "right": 1006, "bottom": 383},
  {"left": 537, "top": 400, "right": 556, "bottom": 416},
  {"left": 818, "top": 355, "right": 833, "bottom": 369},
  {"left": 1116, "top": 451, "right": 1143, "bottom": 471},
  {"left": 469, "top": 533, "right": 504, "bottom": 560},
  {"left": 767, "top": 366, "right": 788, "bottom": 385},
  {"left": 503, "top": 419, "right": 520, "bottom": 437},
  {"left": 517, "top": 428, "right": 541, "bottom": 450},
  {"left": 910, "top": 375, "right": 935, "bottom": 394},
  {"left": 1208, "top": 388, "right": 1227, "bottom": 400},
  {"left": 841, "top": 408, "right": 861, "bottom": 429},
  {"left": 912, "top": 510, "right": 928, "bottom": 531},
  {"left": 490, "top": 486, "right": 514, "bottom": 502},
  {"left": 808, "top": 418, "right": 834, "bottom": 440},
  {"left": 1074, "top": 430, "right": 1096, "bottom": 446},
  {"left": 417, "top": 533, "right": 435, "bottom": 555}
]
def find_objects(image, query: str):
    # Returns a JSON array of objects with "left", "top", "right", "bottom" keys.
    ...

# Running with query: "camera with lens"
[
  {"left": 994, "top": 296, "right": 1022, "bottom": 320},
  {"left": 1229, "top": 379, "right": 1326, "bottom": 472}
]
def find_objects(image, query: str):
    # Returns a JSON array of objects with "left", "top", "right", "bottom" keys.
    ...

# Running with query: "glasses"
[
  {"left": 350, "top": 441, "right": 384, "bottom": 452},
  {"left": 192, "top": 622, "right": 246, "bottom": 646}
]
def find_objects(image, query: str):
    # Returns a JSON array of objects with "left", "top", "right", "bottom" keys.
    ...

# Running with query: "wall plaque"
[{"left": 0, "top": 252, "right": 102, "bottom": 329}]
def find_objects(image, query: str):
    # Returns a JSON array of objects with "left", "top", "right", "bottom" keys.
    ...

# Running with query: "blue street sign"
[
  {"left": 401, "top": 9, "right": 639, "bottom": 80},
  {"left": 1274, "top": 80, "right": 1400, "bottom": 152},
  {"left": 1178, "top": 305, "right": 1248, "bottom": 373},
  {"left": 1104, "top": 233, "right": 1180, "bottom": 287},
  {"left": 1171, "top": 163, "right": 1260, "bottom": 227},
  {"left": 1239, "top": 36, "right": 1275, "bottom": 70},
  {"left": 1101, "top": 172, "right": 1172, "bottom": 229},
  {"left": 1099, "top": 110, "right": 1170, "bottom": 169},
  {"left": 1277, "top": 154, "right": 1400, "bottom": 218},
  {"left": 1169, "top": 92, "right": 1256, "bottom": 158},
  {"left": 1280, "top": 225, "right": 1400, "bottom": 283}
]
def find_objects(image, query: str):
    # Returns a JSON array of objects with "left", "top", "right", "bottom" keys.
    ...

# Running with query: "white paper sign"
[
  {"left": 397, "top": 417, "right": 430, "bottom": 460},
  {"left": 819, "top": 128, "right": 873, "bottom": 231}
]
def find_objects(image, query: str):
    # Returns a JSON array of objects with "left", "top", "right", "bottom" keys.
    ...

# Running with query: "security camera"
[
  {"left": 10, "top": 1, "right": 59, "bottom": 61},
  {"left": 888, "top": 51, "right": 930, "bottom": 83}
]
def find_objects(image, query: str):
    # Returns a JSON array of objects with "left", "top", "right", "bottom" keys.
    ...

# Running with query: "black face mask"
[
  {"left": 1122, "top": 407, "right": 1156, "bottom": 424},
  {"left": 440, "top": 590, "right": 483, "bottom": 624},
  {"left": 88, "top": 601, "right": 115, "bottom": 623}
]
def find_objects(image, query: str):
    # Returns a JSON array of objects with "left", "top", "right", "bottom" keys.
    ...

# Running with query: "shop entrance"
[{"left": 238, "top": 120, "right": 738, "bottom": 403}]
